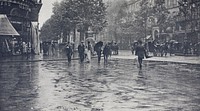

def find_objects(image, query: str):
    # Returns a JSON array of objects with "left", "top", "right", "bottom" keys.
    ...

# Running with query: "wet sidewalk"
[
  {"left": 1, "top": 57, "right": 200, "bottom": 111},
  {"left": 111, "top": 50, "right": 200, "bottom": 65},
  {"left": 0, "top": 50, "right": 200, "bottom": 65},
  {"left": 145, "top": 56, "right": 200, "bottom": 65},
  {"left": 0, "top": 51, "right": 79, "bottom": 63}
]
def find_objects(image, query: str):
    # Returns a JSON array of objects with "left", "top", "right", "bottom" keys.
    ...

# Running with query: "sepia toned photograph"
[{"left": 0, "top": 0, "right": 200, "bottom": 111}]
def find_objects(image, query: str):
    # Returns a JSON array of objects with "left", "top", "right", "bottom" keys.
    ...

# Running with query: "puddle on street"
[{"left": 0, "top": 59, "right": 200, "bottom": 111}]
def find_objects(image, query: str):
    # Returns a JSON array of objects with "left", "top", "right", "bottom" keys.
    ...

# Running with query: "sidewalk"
[
  {"left": 0, "top": 52, "right": 79, "bottom": 63},
  {"left": 0, "top": 50, "right": 200, "bottom": 65},
  {"left": 144, "top": 56, "right": 200, "bottom": 65},
  {"left": 111, "top": 50, "right": 200, "bottom": 65}
]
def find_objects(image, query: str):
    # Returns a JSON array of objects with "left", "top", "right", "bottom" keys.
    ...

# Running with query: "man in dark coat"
[
  {"left": 78, "top": 41, "right": 85, "bottom": 63},
  {"left": 96, "top": 46, "right": 102, "bottom": 63},
  {"left": 103, "top": 44, "right": 111, "bottom": 63},
  {"left": 66, "top": 42, "right": 73, "bottom": 62},
  {"left": 135, "top": 40, "right": 147, "bottom": 69},
  {"left": 94, "top": 41, "right": 103, "bottom": 63}
]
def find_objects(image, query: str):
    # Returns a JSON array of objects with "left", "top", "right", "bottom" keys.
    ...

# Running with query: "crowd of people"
[
  {"left": 77, "top": 41, "right": 113, "bottom": 64},
  {"left": 131, "top": 40, "right": 200, "bottom": 57},
  {"left": 44, "top": 41, "right": 118, "bottom": 64},
  {"left": 63, "top": 40, "right": 147, "bottom": 69}
]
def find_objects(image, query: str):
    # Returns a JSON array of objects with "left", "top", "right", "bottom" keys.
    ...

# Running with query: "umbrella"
[
  {"left": 86, "top": 37, "right": 95, "bottom": 45},
  {"left": 170, "top": 40, "right": 177, "bottom": 43},
  {"left": 95, "top": 41, "right": 103, "bottom": 47},
  {"left": 94, "top": 41, "right": 103, "bottom": 51},
  {"left": 86, "top": 37, "right": 95, "bottom": 42}
]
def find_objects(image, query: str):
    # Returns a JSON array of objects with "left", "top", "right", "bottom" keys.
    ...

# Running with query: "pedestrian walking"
[
  {"left": 94, "top": 41, "right": 103, "bottom": 63},
  {"left": 113, "top": 42, "right": 119, "bottom": 55},
  {"left": 51, "top": 41, "right": 56, "bottom": 55},
  {"left": 78, "top": 41, "right": 85, "bottom": 63},
  {"left": 183, "top": 42, "right": 189, "bottom": 55},
  {"left": 96, "top": 46, "right": 102, "bottom": 63},
  {"left": 65, "top": 42, "right": 73, "bottom": 63},
  {"left": 85, "top": 41, "right": 92, "bottom": 63},
  {"left": 135, "top": 40, "right": 147, "bottom": 69},
  {"left": 103, "top": 43, "right": 111, "bottom": 63}
]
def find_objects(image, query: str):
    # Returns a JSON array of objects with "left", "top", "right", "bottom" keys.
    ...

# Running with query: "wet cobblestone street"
[{"left": 0, "top": 58, "right": 200, "bottom": 111}]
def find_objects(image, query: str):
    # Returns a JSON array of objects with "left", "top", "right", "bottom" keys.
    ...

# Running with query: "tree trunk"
[
  {"left": 73, "top": 26, "right": 76, "bottom": 43},
  {"left": 80, "top": 30, "right": 84, "bottom": 42}
]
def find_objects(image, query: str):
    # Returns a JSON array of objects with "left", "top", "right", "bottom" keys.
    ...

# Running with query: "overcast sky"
[
  {"left": 38, "top": 0, "right": 112, "bottom": 29},
  {"left": 39, "top": 0, "right": 62, "bottom": 28}
]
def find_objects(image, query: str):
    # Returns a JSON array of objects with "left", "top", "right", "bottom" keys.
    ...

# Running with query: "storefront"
[
  {"left": 0, "top": 0, "right": 42, "bottom": 56},
  {"left": 0, "top": 14, "right": 20, "bottom": 56}
]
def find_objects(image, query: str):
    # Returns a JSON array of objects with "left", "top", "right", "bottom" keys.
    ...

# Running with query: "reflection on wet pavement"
[{"left": 0, "top": 59, "right": 200, "bottom": 111}]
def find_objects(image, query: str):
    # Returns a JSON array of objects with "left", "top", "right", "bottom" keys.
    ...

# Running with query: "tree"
[
  {"left": 134, "top": 0, "right": 153, "bottom": 39},
  {"left": 40, "top": 0, "right": 107, "bottom": 42},
  {"left": 67, "top": 0, "right": 107, "bottom": 39},
  {"left": 152, "top": 0, "right": 171, "bottom": 32},
  {"left": 40, "top": 1, "right": 72, "bottom": 42},
  {"left": 40, "top": 18, "right": 57, "bottom": 42}
]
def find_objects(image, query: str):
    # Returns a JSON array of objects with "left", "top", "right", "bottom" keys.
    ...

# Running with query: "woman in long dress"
[{"left": 85, "top": 41, "right": 92, "bottom": 63}]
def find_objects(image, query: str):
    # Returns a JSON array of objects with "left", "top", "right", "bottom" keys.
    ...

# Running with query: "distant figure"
[
  {"left": 94, "top": 41, "right": 103, "bottom": 63},
  {"left": 183, "top": 42, "right": 189, "bottom": 55},
  {"left": 113, "top": 42, "right": 119, "bottom": 55},
  {"left": 131, "top": 42, "right": 138, "bottom": 55},
  {"left": 169, "top": 42, "right": 174, "bottom": 56},
  {"left": 103, "top": 43, "right": 110, "bottom": 63},
  {"left": 43, "top": 42, "right": 49, "bottom": 56},
  {"left": 65, "top": 42, "right": 73, "bottom": 63},
  {"left": 51, "top": 42, "right": 56, "bottom": 55},
  {"left": 135, "top": 40, "right": 147, "bottom": 69},
  {"left": 22, "top": 42, "right": 27, "bottom": 55},
  {"left": 96, "top": 47, "right": 102, "bottom": 63},
  {"left": 78, "top": 41, "right": 85, "bottom": 63}
]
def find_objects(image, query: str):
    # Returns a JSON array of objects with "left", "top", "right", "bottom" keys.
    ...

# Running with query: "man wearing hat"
[
  {"left": 78, "top": 41, "right": 85, "bottom": 63},
  {"left": 65, "top": 42, "right": 73, "bottom": 63}
]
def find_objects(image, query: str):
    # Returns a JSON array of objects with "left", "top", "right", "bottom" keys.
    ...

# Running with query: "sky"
[
  {"left": 38, "top": 0, "right": 117, "bottom": 29},
  {"left": 39, "top": 0, "right": 62, "bottom": 28}
]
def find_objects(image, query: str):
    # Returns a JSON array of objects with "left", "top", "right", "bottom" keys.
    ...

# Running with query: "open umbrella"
[
  {"left": 94, "top": 41, "right": 103, "bottom": 51},
  {"left": 95, "top": 41, "right": 103, "bottom": 47},
  {"left": 170, "top": 40, "right": 177, "bottom": 43},
  {"left": 86, "top": 37, "right": 95, "bottom": 46},
  {"left": 86, "top": 37, "right": 95, "bottom": 42}
]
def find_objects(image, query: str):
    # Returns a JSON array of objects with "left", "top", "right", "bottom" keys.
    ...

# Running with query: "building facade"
[
  {"left": 0, "top": 0, "right": 42, "bottom": 55},
  {"left": 126, "top": 0, "right": 200, "bottom": 44},
  {"left": 174, "top": 0, "right": 200, "bottom": 44}
]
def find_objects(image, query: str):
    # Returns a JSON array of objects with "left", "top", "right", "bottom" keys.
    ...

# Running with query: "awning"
[{"left": 0, "top": 14, "right": 20, "bottom": 36}]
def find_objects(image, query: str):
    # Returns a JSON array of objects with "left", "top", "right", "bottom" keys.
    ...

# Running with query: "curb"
[
  {"left": 112, "top": 56, "right": 200, "bottom": 65},
  {"left": 143, "top": 59, "right": 200, "bottom": 65},
  {"left": 1, "top": 55, "right": 200, "bottom": 65},
  {"left": 0, "top": 56, "right": 98, "bottom": 63}
]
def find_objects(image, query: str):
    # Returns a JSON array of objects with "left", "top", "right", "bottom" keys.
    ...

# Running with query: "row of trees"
[{"left": 40, "top": 0, "right": 107, "bottom": 42}]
